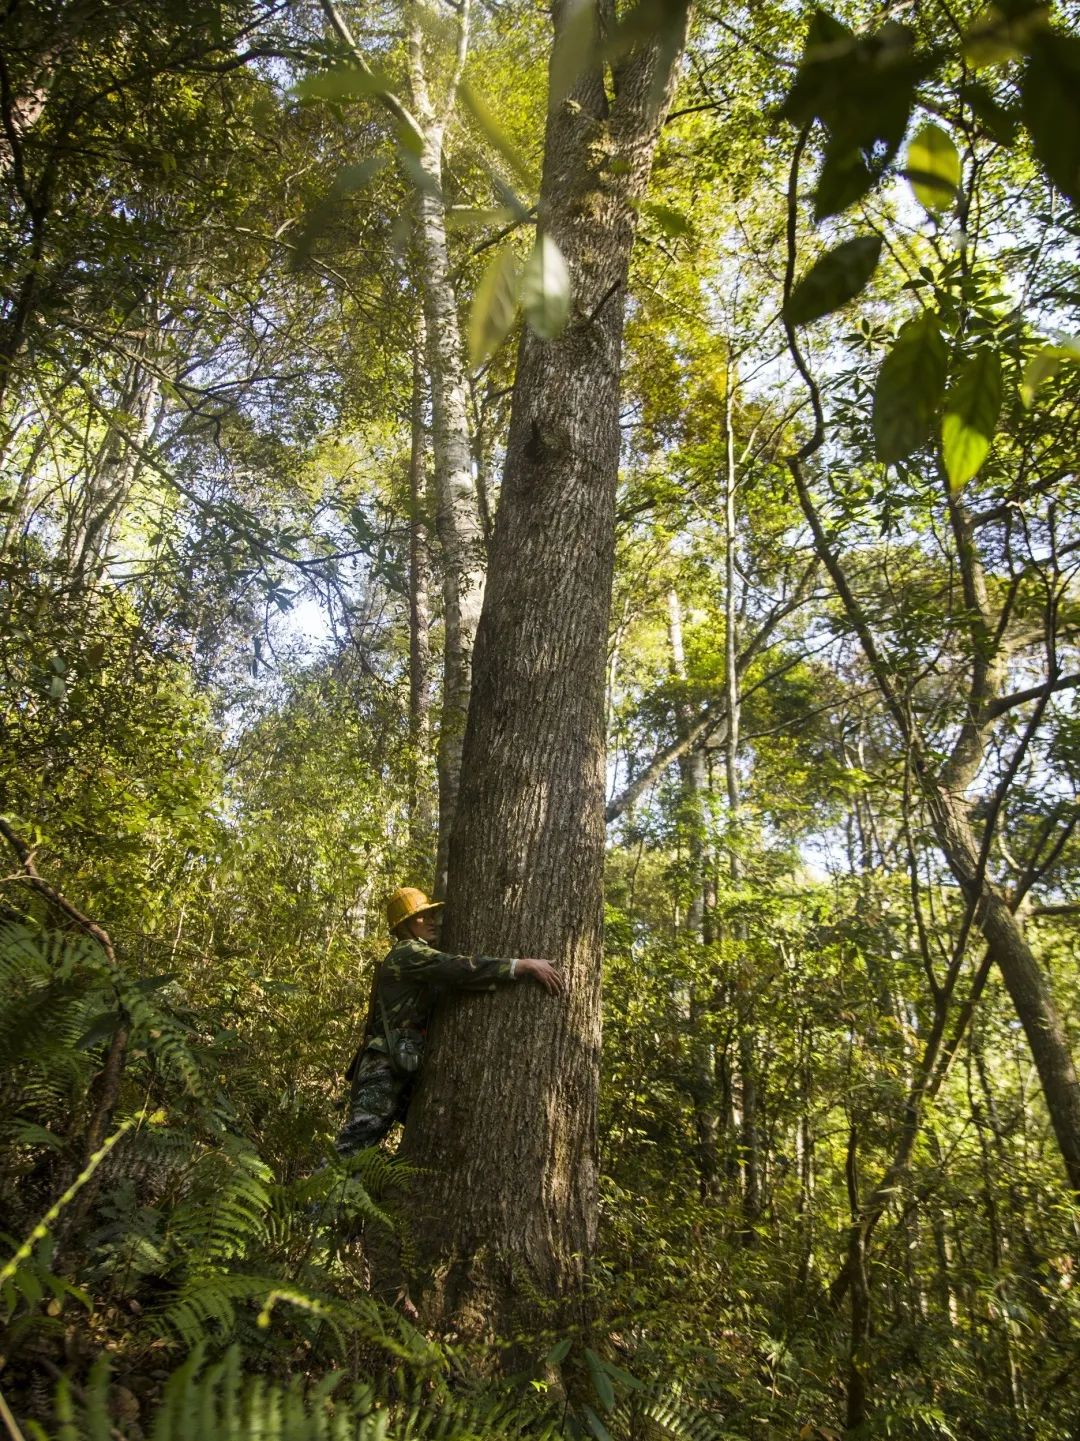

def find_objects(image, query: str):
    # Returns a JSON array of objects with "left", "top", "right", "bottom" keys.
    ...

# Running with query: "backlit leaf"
[
  {"left": 294, "top": 68, "right": 393, "bottom": 103},
  {"left": 942, "top": 347, "right": 1002, "bottom": 489},
  {"left": 1021, "top": 338, "right": 1080, "bottom": 404},
  {"left": 905, "top": 124, "right": 961, "bottom": 212},
  {"left": 459, "top": 81, "right": 538, "bottom": 191},
  {"left": 640, "top": 201, "right": 693, "bottom": 238},
  {"left": 468, "top": 244, "right": 520, "bottom": 368},
  {"left": 519, "top": 233, "right": 572, "bottom": 341},
  {"left": 873, "top": 312, "right": 948, "bottom": 464},
  {"left": 783, "top": 236, "right": 882, "bottom": 326},
  {"left": 445, "top": 206, "right": 518, "bottom": 231}
]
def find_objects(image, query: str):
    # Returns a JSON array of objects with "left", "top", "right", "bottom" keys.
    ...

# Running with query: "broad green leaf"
[
  {"left": 783, "top": 236, "right": 882, "bottom": 326},
  {"left": 961, "top": 81, "right": 1019, "bottom": 144},
  {"left": 294, "top": 68, "right": 393, "bottom": 103},
  {"left": 963, "top": 3, "right": 1048, "bottom": 67},
  {"left": 77, "top": 1009, "right": 122, "bottom": 1051},
  {"left": 585, "top": 1348, "right": 616, "bottom": 1412},
  {"left": 779, "top": 10, "right": 858, "bottom": 125},
  {"left": 550, "top": 0, "right": 597, "bottom": 107},
  {"left": 1023, "top": 32, "right": 1080, "bottom": 207},
  {"left": 519, "top": 233, "right": 572, "bottom": 340},
  {"left": 581, "top": 1405, "right": 614, "bottom": 1441},
  {"left": 131, "top": 973, "right": 179, "bottom": 993},
  {"left": 468, "top": 244, "right": 520, "bottom": 368},
  {"left": 814, "top": 142, "right": 875, "bottom": 220},
  {"left": 459, "top": 81, "right": 538, "bottom": 191},
  {"left": 1021, "top": 338, "right": 1080, "bottom": 404},
  {"left": 640, "top": 201, "right": 693, "bottom": 238},
  {"left": 544, "top": 1337, "right": 572, "bottom": 1365},
  {"left": 445, "top": 206, "right": 518, "bottom": 231},
  {"left": 905, "top": 124, "right": 961, "bottom": 212},
  {"left": 942, "top": 347, "right": 1002, "bottom": 489},
  {"left": 873, "top": 313, "right": 948, "bottom": 464}
]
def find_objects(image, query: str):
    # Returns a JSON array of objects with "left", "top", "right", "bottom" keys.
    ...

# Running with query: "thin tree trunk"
[
  {"left": 319, "top": 0, "right": 485, "bottom": 896},
  {"left": 720, "top": 368, "right": 759, "bottom": 1235},
  {"left": 782, "top": 127, "right": 1080, "bottom": 1199},
  {"left": 67, "top": 356, "right": 160, "bottom": 594},
  {"left": 401, "top": 0, "right": 688, "bottom": 1345},
  {"left": 405, "top": 0, "right": 486, "bottom": 897},
  {"left": 667, "top": 586, "right": 720, "bottom": 1200},
  {"left": 407, "top": 323, "right": 434, "bottom": 858},
  {"left": 844, "top": 1124, "right": 870, "bottom": 1434}
]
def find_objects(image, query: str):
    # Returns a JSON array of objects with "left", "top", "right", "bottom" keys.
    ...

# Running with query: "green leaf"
[
  {"left": 585, "top": 1348, "right": 616, "bottom": 1412},
  {"left": 873, "top": 312, "right": 948, "bottom": 464},
  {"left": 963, "top": 3, "right": 1048, "bottom": 67},
  {"left": 942, "top": 347, "right": 1002, "bottom": 489},
  {"left": 459, "top": 81, "right": 538, "bottom": 192},
  {"left": 640, "top": 202, "right": 693, "bottom": 238},
  {"left": 445, "top": 206, "right": 518, "bottom": 231},
  {"left": 813, "top": 142, "right": 875, "bottom": 221},
  {"left": 293, "top": 67, "right": 394, "bottom": 103},
  {"left": 131, "top": 973, "right": 179, "bottom": 994},
  {"left": 76, "top": 1010, "right": 122, "bottom": 1051},
  {"left": 9, "top": 1121, "right": 65, "bottom": 1150},
  {"left": 779, "top": 10, "right": 858, "bottom": 125},
  {"left": 468, "top": 244, "right": 521, "bottom": 368},
  {"left": 290, "top": 158, "right": 387, "bottom": 266},
  {"left": 1021, "top": 338, "right": 1080, "bottom": 404},
  {"left": 783, "top": 236, "right": 882, "bottom": 326},
  {"left": 1023, "top": 32, "right": 1080, "bottom": 207},
  {"left": 581, "top": 1404, "right": 614, "bottom": 1441},
  {"left": 961, "top": 81, "right": 1019, "bottom": 144},
  {"left": 545, "top": 1337, "right": 572, "bottom": 1365},
  {"left": 905, "top": 123, "right": 961, "bottom": 212},
  {"left": 550, "top": 0, "right": 598, "bottom": 108},
  {"left": 518, "top": 233, "right": 572, "bottom": 341}
]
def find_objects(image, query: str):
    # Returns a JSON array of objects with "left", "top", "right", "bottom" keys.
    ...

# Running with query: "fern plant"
[{"left": 41, "top": 1342, "right": 568, "bottom": 1441}]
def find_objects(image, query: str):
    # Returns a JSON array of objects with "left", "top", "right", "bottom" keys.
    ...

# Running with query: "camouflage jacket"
[{"left": 364, "top": 937, "right": 514, "bottom": 1057}]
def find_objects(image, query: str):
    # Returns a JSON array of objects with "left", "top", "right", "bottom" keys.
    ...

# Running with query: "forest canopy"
[{"left": 2, "top": 0, "right": 1079, "bottom": 1437}]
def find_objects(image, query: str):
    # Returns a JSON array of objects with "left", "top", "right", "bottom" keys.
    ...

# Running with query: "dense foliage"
[{"left": 2, "top": 0, "right": 1078, "bottom": 1436}]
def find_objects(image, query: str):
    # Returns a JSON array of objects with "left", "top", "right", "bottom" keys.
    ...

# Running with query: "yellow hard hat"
[{"left": 386, "top": 886, "right": 444, "bottom": 933}]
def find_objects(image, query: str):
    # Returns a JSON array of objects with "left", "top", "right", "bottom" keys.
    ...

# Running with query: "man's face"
[{"left": 409, "top": 911, "right": 440, "bottom": 944}]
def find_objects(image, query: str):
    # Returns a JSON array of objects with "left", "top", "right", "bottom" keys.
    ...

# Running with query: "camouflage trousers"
[{"left": 334, "top": 1049, "right": 415, "bottom": 1156}]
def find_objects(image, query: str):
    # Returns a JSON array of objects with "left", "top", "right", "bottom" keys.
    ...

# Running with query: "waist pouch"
[{"left": 379, "top": 990, "right": 425, "bottom": 1075}]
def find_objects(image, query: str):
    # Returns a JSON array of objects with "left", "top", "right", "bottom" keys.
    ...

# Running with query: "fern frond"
[
  {"left": 55, "top": 1343, "right": 396, "bottom": 1441},
  {"left": 166, "top": 1136, "right": 272, "bottom": 1266}
]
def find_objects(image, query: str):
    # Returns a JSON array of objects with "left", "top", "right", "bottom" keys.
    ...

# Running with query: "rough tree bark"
[{"left": 401, "top": 0, "right": 689, "bottom": 1345}]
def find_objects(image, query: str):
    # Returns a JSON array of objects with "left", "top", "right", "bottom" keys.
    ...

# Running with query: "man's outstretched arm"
[{"left": 389, "top": 939, "right": 563, "bottom": 993}]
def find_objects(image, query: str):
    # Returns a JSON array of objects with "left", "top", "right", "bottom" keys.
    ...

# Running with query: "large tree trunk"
[{"left": 401, "top": 0, "right": 687, "bottom": 1345}]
